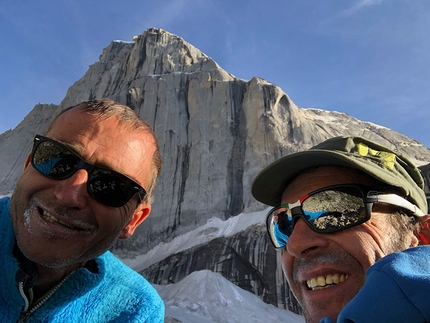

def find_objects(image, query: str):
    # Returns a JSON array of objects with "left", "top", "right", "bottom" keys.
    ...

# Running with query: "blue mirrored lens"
[{"left": 266, "top": 187, "right": 367, "bottom": 249}]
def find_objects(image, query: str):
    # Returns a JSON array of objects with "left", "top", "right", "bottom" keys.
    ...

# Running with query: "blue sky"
[{"left": 1, "top": 0, "right": 430, "bottom": 148}]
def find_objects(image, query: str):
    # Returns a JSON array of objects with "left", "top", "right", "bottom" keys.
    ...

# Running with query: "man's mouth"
[
  {"left": 41, "top": 209, "right": 92, "bottom": 231},
  {"left": 306, "top": 273, "right": 349, "bottom": 290},
  {"left": 42, "top": 209, "right": 76, "bottom": 229}
]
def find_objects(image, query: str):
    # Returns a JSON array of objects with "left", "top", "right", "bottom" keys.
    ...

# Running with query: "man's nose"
[
  {"left": 286, "top": 218, "right": 329, "bottom": 257},
  {"left": 53, "top": 169, "right": 89, "bottom": 209}
]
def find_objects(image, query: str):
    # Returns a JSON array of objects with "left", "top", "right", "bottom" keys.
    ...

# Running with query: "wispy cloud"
[{"left": 340, "top": 0, "right": 386, "bottom": 17}]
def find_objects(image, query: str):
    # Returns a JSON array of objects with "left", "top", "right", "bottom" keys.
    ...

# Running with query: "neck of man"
[
  {"left": 31, "top": 263, "right": 83, "bottom": 300},
  {"left": 13, "top": 244, "right": 86, "bottom": 301}
]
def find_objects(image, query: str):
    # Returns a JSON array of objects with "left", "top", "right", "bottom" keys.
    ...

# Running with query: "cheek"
[
  {"left": 17, "top": 168, "right": 52, "bottom": 195},
  {"left": 345, "top": 224, "right": 389, "bottom": 267},
  {"left": 11, "top": 172, "right": 40, "bottom": 212},
  {"left": 281, "top": 251, "right": 296, "bottom": 286},
  {"left": 94, "top": 204, "right": 134, "bottom": 232}
]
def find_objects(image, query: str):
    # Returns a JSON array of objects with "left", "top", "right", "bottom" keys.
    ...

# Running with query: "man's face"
[
  {"left": 10, "top": 106, "right": 156, "bottom": 270},
  {"left": 281, "top": 166, "right": 412, "bottom": 323}
]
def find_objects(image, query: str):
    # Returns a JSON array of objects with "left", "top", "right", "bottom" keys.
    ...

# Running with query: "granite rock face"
[{"left": 1, "top": 28, "right": 430, "bottom": 313}]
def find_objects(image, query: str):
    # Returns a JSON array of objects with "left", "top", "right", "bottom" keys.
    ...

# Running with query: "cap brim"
[{"left": 251, "top": 149, "right": 376, "bottom": 206}]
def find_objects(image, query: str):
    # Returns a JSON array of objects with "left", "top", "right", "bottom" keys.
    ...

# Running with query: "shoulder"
[
  {"left": 99, "top": 251, "right": 160, "bottom": 295},
  {"left": 369, "top": 245, "right": 430, "bottom": 278},
  {"left": 337, "top": 247, "right": 430, "bottom": 322},
  {"left": 0, "top": 197, "right": 13, "bottom": 243},
  {"left": 95, "top": 252, "right": 165, "bottom": 322},
  {"left": 0, "top": 196, "right": 10, "bottom": 215},
  {"left": 100, "top": 251, "right": 149, "bottom": 284}
]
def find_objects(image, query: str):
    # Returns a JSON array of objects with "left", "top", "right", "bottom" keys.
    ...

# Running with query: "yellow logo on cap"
[{"left": 357, "top": 142, "right": 395, "bottom": 170}]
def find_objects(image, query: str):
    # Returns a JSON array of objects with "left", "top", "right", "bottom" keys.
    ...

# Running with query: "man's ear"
[
  {"left": 119, "top": 204, "right": 151, "bottom": 239},
  {"left": 418, "top": 215, "right": 430, "bottom": 245}
]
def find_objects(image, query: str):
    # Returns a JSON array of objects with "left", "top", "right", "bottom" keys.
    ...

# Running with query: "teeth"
[
  {"left": 306, "top": 273, "right": 349, "bottom": 290},
  {"left": 42, "top": 210, "right": 58, "bottom": 223},
  {"left": 317, "top": 276, "right": 325, "bottom": 287},
  {"left": 42, "top": 210, "right": 74, "bottom": 229},
  {"left": 333, "top": 273, "right": 339, "bottom": 284}
]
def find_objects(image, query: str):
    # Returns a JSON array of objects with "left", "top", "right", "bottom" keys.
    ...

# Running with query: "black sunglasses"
[
  {"left": 31, "top": 135, "right": 147, "bottom": 207},
  {"left": 266, "top": 184, "right": 423, "bottom": 249}
]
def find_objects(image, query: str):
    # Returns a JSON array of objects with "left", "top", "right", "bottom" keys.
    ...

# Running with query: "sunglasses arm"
[{"left": 366, "top": 192, "right": 425, "bottom": 217}]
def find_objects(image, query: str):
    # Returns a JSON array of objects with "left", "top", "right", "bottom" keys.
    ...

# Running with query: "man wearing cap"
[{"left": 251, "top": 136, "right": 430, "bottom": 323}]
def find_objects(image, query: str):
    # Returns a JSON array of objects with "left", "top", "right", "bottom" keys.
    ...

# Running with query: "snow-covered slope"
[
  {"left": 155, "top": 270, "right": 304, "bottom": 323},
  {"left": 122, "top": 209, "right": 269, "bottom": 272}
]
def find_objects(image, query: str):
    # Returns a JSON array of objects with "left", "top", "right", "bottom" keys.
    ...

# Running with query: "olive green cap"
[{"left": 251, "top": 136, "right": 427, "bottom": 214}]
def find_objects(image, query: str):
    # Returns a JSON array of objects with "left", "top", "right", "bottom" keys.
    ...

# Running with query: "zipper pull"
[{"left": 16, "top": 270, "right": 30, "bottom": 312}]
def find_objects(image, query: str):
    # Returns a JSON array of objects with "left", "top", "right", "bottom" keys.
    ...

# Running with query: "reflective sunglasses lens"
[
  {"left": 266, "top": 207, "right": 292, "bottom": 249},
  {"left": 88, "top": 169, "right": 136, "bottom": 207},
  {"left": 302, "top": 189, "right": 367, "bottom": 232},
  {"left": 32, "top": 140, "right": 78, "bottom": 179},
  {"left": 266, "top": 186, "right": 369, "bottom": 249}
]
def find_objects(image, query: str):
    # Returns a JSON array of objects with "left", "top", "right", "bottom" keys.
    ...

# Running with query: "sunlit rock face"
[{"left": 1, "top": 28, "right": 429, "bottom": 313}]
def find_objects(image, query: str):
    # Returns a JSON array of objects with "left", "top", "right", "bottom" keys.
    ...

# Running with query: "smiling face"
[
  {"left": 281, "top": 166, "right": 416, "bottom": 323},
  {"left": 10, "top": 105, "right": 156, "bottom": 270}
]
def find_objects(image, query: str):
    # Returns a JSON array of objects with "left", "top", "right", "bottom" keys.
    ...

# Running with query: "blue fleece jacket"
[
  {"left": 0, "top": 197, "right": 164, "bottom": 323},
  {"left": 320, "top": 245, "right": 430, "bottom": 323}
]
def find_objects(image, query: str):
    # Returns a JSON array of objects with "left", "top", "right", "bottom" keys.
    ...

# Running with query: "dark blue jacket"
[{"left": 321, "top": 245, "right": 430, "bottom": 322}]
